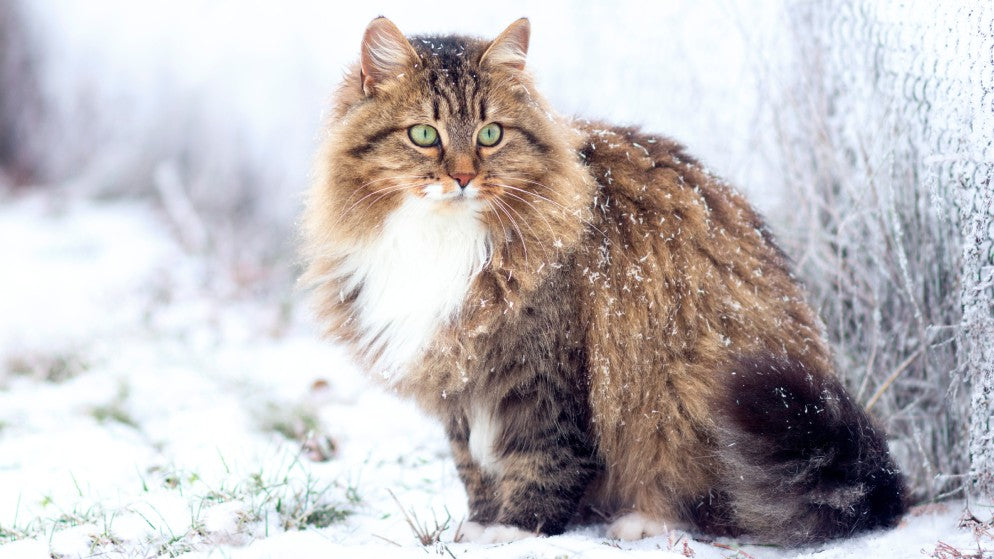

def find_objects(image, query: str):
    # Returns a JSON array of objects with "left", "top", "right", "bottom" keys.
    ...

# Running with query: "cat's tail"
[{"left": 713, "top": 356, "right": 908, "bottom": 546}]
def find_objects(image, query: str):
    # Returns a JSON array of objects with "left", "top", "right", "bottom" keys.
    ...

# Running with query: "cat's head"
[{"left": 306, "top": 17, "right": 593, "bottom": 268}]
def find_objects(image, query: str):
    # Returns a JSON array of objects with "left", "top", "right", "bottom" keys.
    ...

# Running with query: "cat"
[{"left": 300, "top": 17, "right": 907, "bottom": 546}]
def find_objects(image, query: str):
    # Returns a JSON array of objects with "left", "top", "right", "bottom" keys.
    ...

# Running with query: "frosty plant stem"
[{"left": 386, "top": 489, "right": 452, "bottom": 548}]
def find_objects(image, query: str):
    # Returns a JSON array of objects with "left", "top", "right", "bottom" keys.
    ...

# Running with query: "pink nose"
[{"left": 450, "top": 173, "right": 477, "bottom": 188}]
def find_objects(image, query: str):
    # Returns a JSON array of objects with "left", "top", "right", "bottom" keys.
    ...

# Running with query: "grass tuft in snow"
[
  {"left": 258, "top": 401, "right": 338, "bottom": 462},
  {"left": 5, "top": 350, "right": 89, "bottom": 384},
  {"left": 0, "top": 449, "right": 359, "bottom": 555},
  {"left": 89, "top": 383, "right": 139, "bottom": 429},
  {"left": 257, "top": 469, "right": 352, "bottom": 531},
  {"left": 200, "top": 451, "right": 357, "bottom": 534},
  {"left": 262, "top": 403, "right": 321, "bottom": 442},
  {"left": 928, "top": 512, "right": 994, "bottom": 559},
  {"left": 0, "top": 524, "right": 28, "bottom": 543},
  {"left": 388, "top": 488, "right": 453, "bottom": 550},
  {"left": 0, "top": 497, "right": 108, "bottom": 547}
]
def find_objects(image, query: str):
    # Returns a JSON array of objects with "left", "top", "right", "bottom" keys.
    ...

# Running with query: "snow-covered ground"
[{"left": 1, "top": 194, "right": 991, "bottom": 559}]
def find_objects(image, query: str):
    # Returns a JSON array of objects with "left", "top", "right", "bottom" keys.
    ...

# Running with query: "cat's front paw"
[
  {"left": 607, "top": 512, "right": 674, "bottom": 540},
  {"left": 455, "top": 521, "right": 536, "bottom": 543}
]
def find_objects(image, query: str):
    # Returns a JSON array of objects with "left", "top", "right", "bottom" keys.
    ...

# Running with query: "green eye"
[
  {"left": 477, "top": 123, "right": 503, "bottom": 147},
  {"left": 408, "top": 124, "right": 439, "bottom": 147}
]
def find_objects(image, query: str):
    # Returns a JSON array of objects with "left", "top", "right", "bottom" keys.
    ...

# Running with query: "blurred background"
[
  {"left": 1, "top": 0, "right": 992, "bottom": 526},
  {"left": 0, "top": 0, "right": 796, "bottom": 274}
]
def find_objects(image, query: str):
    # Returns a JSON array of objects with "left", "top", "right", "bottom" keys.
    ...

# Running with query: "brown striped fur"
[{"left": 301, "top": 17, "right": 906, "bottom": 545}]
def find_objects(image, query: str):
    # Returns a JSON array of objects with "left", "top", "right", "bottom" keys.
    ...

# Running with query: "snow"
[{"left": 1, "top": 195, "right": 991, "bottom": 558}]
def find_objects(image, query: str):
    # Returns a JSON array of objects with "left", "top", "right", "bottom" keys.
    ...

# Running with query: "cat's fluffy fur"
[{"left": 301, "top": 17, "right": 907, "bottom": 545}]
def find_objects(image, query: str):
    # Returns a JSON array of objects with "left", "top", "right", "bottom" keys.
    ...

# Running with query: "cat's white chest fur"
[{"left": 340, "top": 196, "right": 490, "bottom": 380}]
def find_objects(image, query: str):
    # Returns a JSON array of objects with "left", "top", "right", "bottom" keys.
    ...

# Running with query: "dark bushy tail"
[{"left": 714, "top": 356, "right": 907, "bottom": 546}]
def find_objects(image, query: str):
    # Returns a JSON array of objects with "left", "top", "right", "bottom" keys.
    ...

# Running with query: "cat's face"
[{"left": 316, "top": 18, "right": 588, "bottom": 255}]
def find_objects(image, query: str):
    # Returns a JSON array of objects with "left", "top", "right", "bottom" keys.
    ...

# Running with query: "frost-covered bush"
[
  {"left": 769, "top": 2, "right": 994, "bottom": 500},
  {"left": 0, "top": 0, "right": 44, "bottom": 183}
]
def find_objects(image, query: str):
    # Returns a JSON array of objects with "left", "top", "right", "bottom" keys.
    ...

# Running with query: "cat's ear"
[
  {"left": 480, "top": 18, "right": 530, "bottom": 71},
  {"left": 360, "top": 17, "right": 418, "bottom": 96}
]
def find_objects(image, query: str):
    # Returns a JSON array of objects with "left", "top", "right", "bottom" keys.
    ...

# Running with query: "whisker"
[
  {"left": 358, "top": 174, "right": 424, "bottom": 189},
  {"left": 338, "top": 183, "right": 414, "bottom": 218},
  {"left": 495, "top": 194, "right": 542, "bottom": 239},
  {"left": 494, "top": 183, "right": 569, "bottom": 211},
  {"left": 495, "top": 197, "right": 553, "bottom": 266},
  {"left": 490, "top": 196, "right": 522, "bottom": 241},
  {"left": 490, "top": 197, "right": 528, "bottom": 264},
  {"left": 495, "top": 179, "right": 607, "bottom": 237},
  {"left": 494, "top": 181, "right": 596, "bottom": 231},
  {"left": 502, "top": 175, "right": 566, "bottom": 195},
  {"left": 337, "top": 174, "right": 424, "bottom": 212},
  {"left": 357, "top": 184, "right": 417, "bottom": 217},
  {"left": 485, "top": 199, "right": 511, "bottom": 249},
  {"left": 498, "top": 190, "right": 558, "bottom": 240}
]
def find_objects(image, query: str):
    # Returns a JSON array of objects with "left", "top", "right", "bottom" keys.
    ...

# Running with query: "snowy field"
[{"left": 0, "top": 195, "right": 991, "bottom": 559}]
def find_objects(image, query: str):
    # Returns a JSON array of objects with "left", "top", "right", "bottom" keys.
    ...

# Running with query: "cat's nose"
[{"left": 450, "top": 173, "right": 477, "bottom": 188}]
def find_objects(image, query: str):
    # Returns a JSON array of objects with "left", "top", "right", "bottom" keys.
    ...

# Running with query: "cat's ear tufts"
[
  {"left": 360, "top": 17, "right": 418, "bottom": 96},
  {"left": 480, "top": 18, "right": 530, "bottom": 71}
]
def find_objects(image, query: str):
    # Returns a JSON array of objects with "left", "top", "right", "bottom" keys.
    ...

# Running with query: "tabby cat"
[{"left": 301, "top": 17, "right": 907, "bottom": 545}]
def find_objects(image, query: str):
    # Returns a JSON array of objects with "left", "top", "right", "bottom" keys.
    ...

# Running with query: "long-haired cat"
[{"left": 301, "top": 17, "right": 907, "bottom": 545}]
